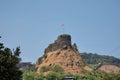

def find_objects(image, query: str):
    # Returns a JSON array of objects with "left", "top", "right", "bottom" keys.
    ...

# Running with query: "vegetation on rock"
[
  {"left": 22, "top": 69, "right": 120, "bottom": 80},
  {"left": 40, "top": 65, "right": 64, "bottom": 74}
]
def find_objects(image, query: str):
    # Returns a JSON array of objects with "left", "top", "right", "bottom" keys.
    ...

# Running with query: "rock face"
[{"left": 36, "top": 34, "right": 89, "bottom": 75}]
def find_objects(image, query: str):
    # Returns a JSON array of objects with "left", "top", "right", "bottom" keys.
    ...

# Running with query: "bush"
[
  {"left": 40, "top": 65, "right": 64, "bottom": 74},
  {"left": 34, "top": 74, "right": 44, "bottom": 80},
  {"left": 22, "top": 71, "right": 36, "bottom": 80},
  {"left": 22, "top": 71, "right": 46, "bottom": 80},
  {"left": 40, "top": 66, "right": 50, "bottom": 73},
  {"left": 46, "top": 72, "right": 63, "bottom": 80},
  {"left": 101, "top": 72, "right": 120, "bottom": 80},
  {"left": 52, "top": 65, "right": 64, "bottom": 73}
]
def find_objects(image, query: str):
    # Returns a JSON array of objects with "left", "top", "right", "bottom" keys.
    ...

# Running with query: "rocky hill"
[
  {"left": 81, "top": 52, "right": 120, "bottom": 73},
  {"left": 98, "top": 64, "right": 120, "bottom": 73},
  {"left": 36, "top": 34, "right": 91, "bottom": 75}
]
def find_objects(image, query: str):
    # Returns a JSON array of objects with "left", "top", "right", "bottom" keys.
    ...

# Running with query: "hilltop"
[{"left": 36, "top": 34, "right": 91, "bottom": 75}]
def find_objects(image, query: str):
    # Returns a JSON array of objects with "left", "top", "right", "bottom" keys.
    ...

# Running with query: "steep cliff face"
[{"left": 36, "top": 34, "right": 91, "bottom": 75}]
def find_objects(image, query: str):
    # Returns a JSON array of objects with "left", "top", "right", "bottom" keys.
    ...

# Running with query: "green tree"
[
  {"left": 101, "top": 72, "right": 120, "bottom": 80},
  {"left": 46, "top": 72, "right": 63, "bottom": 80},
  {"left": 22, "top": 71, "right": 36, "bottom": 80},
  {"left": 74, "top": 75, "right": 82, "bottom": 80},
  {"left": 0, "top": 41, "right": 22, "bottom": 80},
  {"left": 34, "top": 74, "right": 44, "bottom": 80}
]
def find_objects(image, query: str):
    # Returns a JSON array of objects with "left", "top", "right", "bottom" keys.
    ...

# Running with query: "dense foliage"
[
  {"left": 82, "top": 52, "right": 120, "bottom": 66},
  {"left": 0, "top": 42, "right": 22, "bottom": 80},
  {"left": 23, "top": 71, "right": 63, "bottom": 80},
  {"left": 22, "top": 69, "right": 120, "bottom": 80}
]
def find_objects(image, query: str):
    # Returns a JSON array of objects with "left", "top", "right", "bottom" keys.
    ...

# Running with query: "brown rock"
[{"left": 98, "top": 64, "right": 120, "bottom": 73}]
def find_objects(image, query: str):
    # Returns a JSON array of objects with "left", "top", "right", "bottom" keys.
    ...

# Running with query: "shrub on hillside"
[{"left": 40, "top": 65, "right": 64, "bottom": 73}]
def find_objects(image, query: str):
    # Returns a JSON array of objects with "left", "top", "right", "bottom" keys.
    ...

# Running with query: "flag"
[{"left": 61, "top": 24, "right": 64, "bottom": 28}]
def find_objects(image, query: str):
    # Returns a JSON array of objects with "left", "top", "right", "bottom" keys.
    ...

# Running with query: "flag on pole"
[{"left": 61, "top": 24, "right": 64, "bottom": 28}]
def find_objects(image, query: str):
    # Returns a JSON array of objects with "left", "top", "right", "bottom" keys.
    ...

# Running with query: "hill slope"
[
  {"left": 98, "top": 64, "right": 120, "bottom": 73},
  {"left": 82, "top": 52, "right": 120, "bottom": 66},
  {"left": 36, "top": 34, "right": 91, "bottom": 75}
]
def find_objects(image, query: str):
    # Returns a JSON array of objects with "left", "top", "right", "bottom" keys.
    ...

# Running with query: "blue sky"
[{"left": 0, "top": 0, "right": 120, "bottom": 63}]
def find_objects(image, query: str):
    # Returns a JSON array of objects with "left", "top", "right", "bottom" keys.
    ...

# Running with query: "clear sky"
[{"left": 0, "top": 0, "right": 120, "bottom": 63}]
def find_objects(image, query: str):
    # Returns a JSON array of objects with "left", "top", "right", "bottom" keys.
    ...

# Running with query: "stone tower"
[{"left": 44, "top": 34, "right": 72, "bottom": 53}]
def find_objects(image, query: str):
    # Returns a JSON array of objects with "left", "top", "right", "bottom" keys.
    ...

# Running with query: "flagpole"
[{"left": 61, "top": 24, "right": 64, "bottom": 34}]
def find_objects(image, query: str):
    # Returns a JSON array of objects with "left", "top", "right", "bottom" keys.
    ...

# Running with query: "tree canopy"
[{"left": 0, "top": 42, "right": 22, "bottom": 80}]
